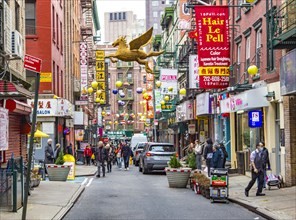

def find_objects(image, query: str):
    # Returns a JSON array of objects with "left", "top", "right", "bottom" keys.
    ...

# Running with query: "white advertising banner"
[
  {"left": 196, "top": 92, "right": 210, "bottom": 115},
  {"left": 160, "top": 69, "right": 178, "bottom": 95},
  {"left": 0, "top": 108, "right": 9, "bottom": 151},
  {"left": 189, "top": 55, "right": 199, "bottom": 89},
  {"left": 220, "top": 87, "right": 269, "bottom": 113},
  {"left": 80, "top": 42, "right": 88, "bottom": 96}
]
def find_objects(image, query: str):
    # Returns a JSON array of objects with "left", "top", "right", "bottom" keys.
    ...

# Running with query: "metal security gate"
[{"left": 0, "top": 157, "right": 24, "bottom": 212}]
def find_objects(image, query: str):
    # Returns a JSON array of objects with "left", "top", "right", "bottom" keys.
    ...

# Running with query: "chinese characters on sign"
[
  {"left": 189, "top": 55, "right": 199, "bottom": 89},
  {"left": 160, "top": 69, "right": 178, "bottom": 95},
  {"left": 96, "top": 50, "right": 107, "bottom": 104},
  {"left": 194, "top": 6, "right": 230, "bottom": 89},
  {"left": 80, "top": 43, "right": 88, "bottom": 97}
]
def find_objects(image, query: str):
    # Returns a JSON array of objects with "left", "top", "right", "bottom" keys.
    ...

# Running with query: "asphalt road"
[{"left": 64, "top": 165, "right": 265, "bottom": 220}]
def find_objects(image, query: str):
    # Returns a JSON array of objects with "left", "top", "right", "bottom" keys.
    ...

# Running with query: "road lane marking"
[
  {"left": 86, "top": 178, "right": 94, "bottom": 187},
  {"left": 81, "top": 178, "right": 88, "bottom": 186}
]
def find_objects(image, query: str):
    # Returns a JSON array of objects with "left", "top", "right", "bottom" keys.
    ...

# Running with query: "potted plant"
[
  {"left": 165, "top": 154, "right": 192, "bottom": 188},
  {"left": 46, "top": 149, "right": 71, "bottom": 181}
]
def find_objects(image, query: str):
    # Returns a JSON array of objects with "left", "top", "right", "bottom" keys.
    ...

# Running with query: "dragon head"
[{"left": 112, "top": 36, "right": 127, "bottom": 47}]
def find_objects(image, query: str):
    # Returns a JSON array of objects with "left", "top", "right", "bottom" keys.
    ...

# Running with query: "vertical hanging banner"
[
  {"left": 96, "top": 50, "right": 106, "bottom": 104},
  {"left": 80, "top": 42, "right": 88, "bottom": 97},
  {"left": 189, "top": 55, "right": 199, "bottom": 89},
  {"left": 194, "top": 6, "right": 230, "bottom": 89}
]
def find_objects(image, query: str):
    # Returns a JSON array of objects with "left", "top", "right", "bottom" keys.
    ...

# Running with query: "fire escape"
[{"left": 81, "top": 0, "right": 95, "bottom": 116}]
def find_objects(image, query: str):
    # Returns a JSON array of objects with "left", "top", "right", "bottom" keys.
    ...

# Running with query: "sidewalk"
[
  {"left": 228, "top": 174, "right": 296, "bottom": 220},
  {"left": 1, "top": 166, "right": 295, "bottom": 220},
  {"left": 0, "top": 165, "right": 97, "bottom": 220}
]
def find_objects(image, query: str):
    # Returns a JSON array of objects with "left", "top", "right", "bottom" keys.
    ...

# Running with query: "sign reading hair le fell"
[{"left": 194, "top": 6, "right": 230, "bottom": 89}]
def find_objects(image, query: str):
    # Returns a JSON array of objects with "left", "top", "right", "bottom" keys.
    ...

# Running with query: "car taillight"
[
  {"left": 146, "top": 152, "right": 153, "bottom": 157},
  {"left": 175, "top": 153, "right": 179, "bottom": 158}
]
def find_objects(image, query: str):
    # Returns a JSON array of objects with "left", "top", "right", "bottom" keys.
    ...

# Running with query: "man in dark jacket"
[
  {"left": 260, "top": 141, "right": 270, "bottom": 188},
  {"left": 44, "top": 139, "right": 54, "bottom": 164},
  {"left": 203, "top": 138, "right": 213, "bottom": 177},
  {"left": 96, "top": 141, "right": 107, "bottom": 177},
  {"left": 245, "top": 143, "right": 265, "bottom": 197},
  {"left": 121, "top": 142, "right": 132, "bottom": 170}
]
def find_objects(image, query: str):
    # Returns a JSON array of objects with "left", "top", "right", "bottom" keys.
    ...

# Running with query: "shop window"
[{"left": 236, "top": 110, "right": 264, "bottom": 153}]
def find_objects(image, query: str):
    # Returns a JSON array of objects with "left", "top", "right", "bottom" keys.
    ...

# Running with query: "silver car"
[
  {"left": 132, "top": 142, "right": 147, "bottom": 166},
  {"left": 139, "top": 142, "right": 176, "bottom": 174}
]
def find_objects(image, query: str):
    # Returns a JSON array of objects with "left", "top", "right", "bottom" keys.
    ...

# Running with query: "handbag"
[{"left": 91, "top": 153, "right": 95, "bottom": 160}]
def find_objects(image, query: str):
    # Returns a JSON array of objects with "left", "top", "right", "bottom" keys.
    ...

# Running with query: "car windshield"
[
  {"left": 149, "top": 145, "right": 174, "bottom": 152},
  {"left": 137, "top": 143, "right": 146, "bottom": 149}
]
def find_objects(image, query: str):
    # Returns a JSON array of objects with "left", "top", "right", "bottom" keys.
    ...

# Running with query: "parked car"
[
  {"left": 130, "top": 134, "right": 148, "bottom": 151},
  {"left": 139, "top": 142, "right": 176, "bottom": 174},
  {"left": 132, "top": 142, "right": 147, "bottom": 166}
]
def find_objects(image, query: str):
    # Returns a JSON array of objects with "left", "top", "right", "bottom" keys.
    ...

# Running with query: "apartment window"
[
  {"left": 127, "top": 89, "right": 133, "bottom": 98},
  {"left": 15, "top": 1, "right": 20, "bottom": 31},
  {"left": 110, "top": 13, "right": 113, "bottom": 21},
  {"left": 60, "top": 22, "right": 63, "bottom": 53},
  {"left": 143, "top": 75, "right": 147, "bottom": 84},
  {"left": 127, "top": 103, "right": 133, "bottom": 111},
  {"left": 25, "top": 0, "right": 36, "bottom": 35},
  {"left": 255, "top": 29, "right": 262, "bottom": 72},
  {"left": 118, "top": 12, "right": 121, "bottom": 20},
  {"left": 123, "top": 12, "right": 126, "bottom": 20},
  {"left": 245, "top": 36, "right": 250, "bottom": 71},
  {"left": 52, "top": 6, "right": 55, "bottom": 41},
  {"left": 118, "top": 73, "right": 123, "bottom": 81},
  {"left": 56, "top": 14, "right": 59, "bottom": 48},
  {"left": 237, "top": 43, "right": 241, "bottom": 80},
  {"left": 236, "top": 0, "right": 242, "bottom": 21},
  {"left": 57, "top": 65, "right": 59, "bottom": 96},
  {"left": 53, "top": 61, "right": 56, "bottom": 94},
  {"left": 114, "top": 13, "right": 117, "bottom": 20},
  {"left": 61, "top": 70, "right": 63, "bottom": 97},
  {"left": 153, "top": 11, "right": 158, "bottom": 18},
  {"left": 153, "top": 23, "right": 158, "bottom": 30},
  {"left": 152, "top": 1, "right": 159, "bottom": 6}
]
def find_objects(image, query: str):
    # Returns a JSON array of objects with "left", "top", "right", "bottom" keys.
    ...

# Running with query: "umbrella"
[{"left": 33, "top": 129, "right": 50, "bottom": 138}]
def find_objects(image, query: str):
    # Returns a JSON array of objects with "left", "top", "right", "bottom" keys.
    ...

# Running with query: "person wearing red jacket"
[{"left": 84, "top": 145, "right": 92, "bottom": 166}]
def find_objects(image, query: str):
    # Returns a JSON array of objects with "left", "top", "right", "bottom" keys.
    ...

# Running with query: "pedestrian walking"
[
  {"left": 96, "top": 141, "right": 107, "bottom": 178},
  {"left": 84, "top": 145, "right": 92, "bottom": 166},
  {"left": 188, "top": 143, "right": 194, "bottom": 154},
  {"left": 203, "top": 138, "right": 213, "bottom": 177},
  {"left": 105, "top": 144, "right": 113, "bottom": 173},
  {"left": 245, "top": 143, "right": 265, "bottom": 197},
  {"left": 258, "top": 141, "right": 270, "bottom": 188},
  {"left": 54, "top": 143, "right": 62, "bottom": 163},
  {"left": 91, "top": 144, "right": 96, "bottom": 165},
  {"left": 194, "top": 140, "right": 203, "bottom": 170},
  {"left": 44, "top": 139, "right": 54, "bottom": 165},
  {"left": 219, "top": 142, "right": 228, "bottom": 168},
  {"left": 121, "top": 142, "right": 132, "bottom": 170},
  {"left": 115, "top": 144, "right": 123, "bottom": 169},
  {"left": 211, "top": 143, "right": 223, "bottom": 169},
  {"left": 66, "top": 143, "right": 73, "bottom": 155}
]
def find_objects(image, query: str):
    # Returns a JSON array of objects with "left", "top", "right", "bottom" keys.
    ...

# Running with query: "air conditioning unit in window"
[{"left": 11, "top": 30, "right": 24, "bottom": 59}]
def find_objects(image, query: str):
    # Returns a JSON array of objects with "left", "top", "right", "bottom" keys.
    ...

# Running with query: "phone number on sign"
[{"left": 202, "top": 76, "right": 229, "bottom": 82}]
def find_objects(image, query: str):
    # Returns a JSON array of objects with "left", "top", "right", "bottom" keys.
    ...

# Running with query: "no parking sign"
[{"left": 248, "top": 110, "right": 263, "bottom": 128}]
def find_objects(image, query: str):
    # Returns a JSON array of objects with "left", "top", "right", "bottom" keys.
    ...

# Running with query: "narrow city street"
[{"left": 63, "top": 166, "right": 264, "bottom": 220}]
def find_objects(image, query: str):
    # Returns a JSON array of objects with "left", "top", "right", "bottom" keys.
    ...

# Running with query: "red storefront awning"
[
  {"left": 5, "top": 99, "right": 32, "bottom": 115},
  {"left": 0, "top": 80, "right": 32, "bottom": 99}
]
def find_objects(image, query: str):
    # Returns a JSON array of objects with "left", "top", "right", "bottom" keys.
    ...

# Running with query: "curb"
[
  {"left": 228, "top": 198, "right": 276, "bottom": 220},
  {"left": 53, "top": 184, "right": 86, "bottom": 220}
]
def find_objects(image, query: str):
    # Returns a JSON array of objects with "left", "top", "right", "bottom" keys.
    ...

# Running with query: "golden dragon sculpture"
[{"left": 105, "top": 27, "right": 164, "bottom": 74}]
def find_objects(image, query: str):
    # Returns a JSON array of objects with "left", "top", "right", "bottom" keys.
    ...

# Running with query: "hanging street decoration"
[{"left": 105, "top": 27, "right": 164, "bottom": 74}]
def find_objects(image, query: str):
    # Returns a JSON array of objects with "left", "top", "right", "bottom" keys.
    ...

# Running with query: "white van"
[{"left": 130, "top": 134, "right": 148, "bottom": 151}]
